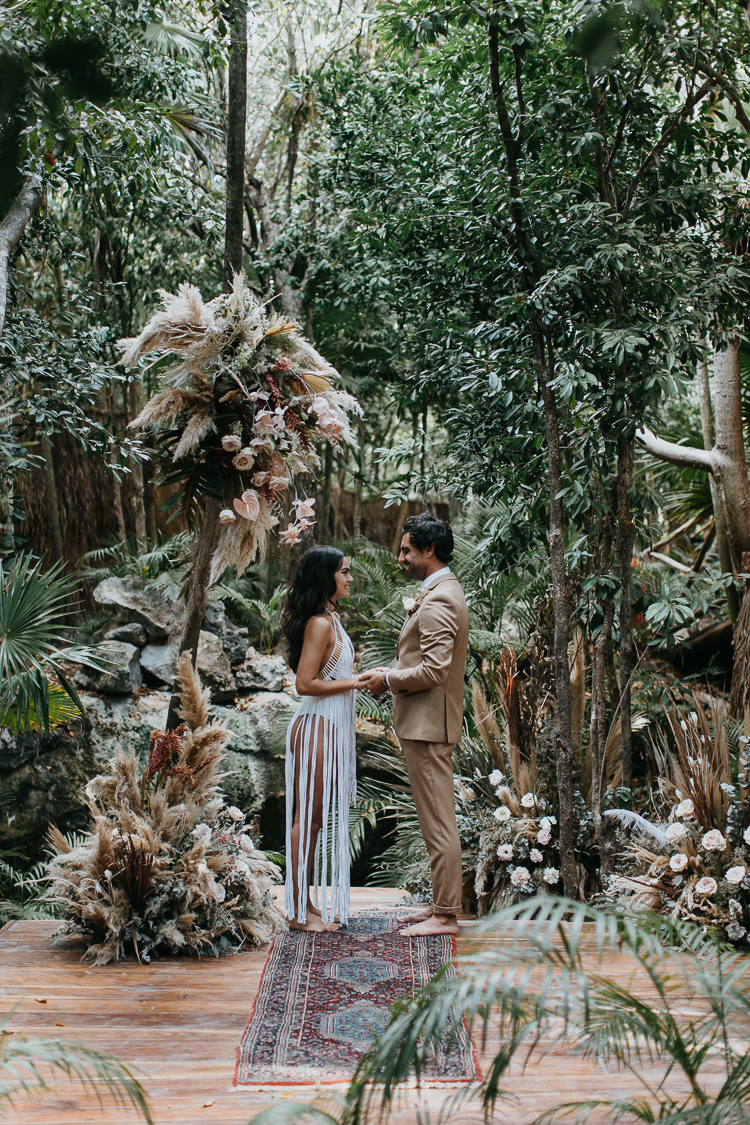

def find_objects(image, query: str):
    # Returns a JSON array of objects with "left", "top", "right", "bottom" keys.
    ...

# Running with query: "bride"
[{"left": 281, "top": 546, "right": 363, "bottom": 932}]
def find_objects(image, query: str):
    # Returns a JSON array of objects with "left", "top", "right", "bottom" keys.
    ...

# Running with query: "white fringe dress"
[{"left": 284, "top": 611, "right": 357, "bottom": 925}]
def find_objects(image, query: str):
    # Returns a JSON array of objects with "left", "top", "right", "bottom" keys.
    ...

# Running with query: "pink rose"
[
  {"left": 537, "top": 828, "right": 552, "bottom": 845},
  {"left": 221, "top": 435, "right": 242, "bottom": 452},
  {"left": 695, "top": 876, "right": 717, "bottom": 896},
  {"left": 233, "top": 448, "right": 255, "bottom": 471},
  {"left": 497, "top": 844, "right": 514, "bottom": 861}
]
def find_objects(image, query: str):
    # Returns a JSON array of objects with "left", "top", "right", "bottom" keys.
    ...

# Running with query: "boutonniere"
[{"left": 402, "top": 590, "right": 426, "bottom": 617}]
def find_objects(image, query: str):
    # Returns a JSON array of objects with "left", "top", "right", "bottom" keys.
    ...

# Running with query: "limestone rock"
[
  {"left": 105, "top": 621, "right": 147, "bottom": 647},
  {"left": 235, "top": 647, "right": 287, "bottom": 693},
  {"left": 93, "top": 577, "right": 175, "bottom": 639},
  {"left": 140, "top": 631, "right": 235, "bottom": 702},
  {"left": 0, "top": 691, "right": 288, "bottom": 863},
  {"left": 203, "top": 601, "right": 249, "bottom": 665},
  {"left": 91, "top": 640, "right": 142, "bottom": 695}
]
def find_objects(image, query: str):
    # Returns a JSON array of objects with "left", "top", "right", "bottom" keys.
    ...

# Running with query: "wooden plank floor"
[{"left": 0, "top": 888, "right": 724, "bottom": 1125}]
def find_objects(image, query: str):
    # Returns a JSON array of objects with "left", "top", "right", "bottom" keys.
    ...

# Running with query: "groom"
[{"left": 361, "top": 513, "right": 469, "bottom": 936}]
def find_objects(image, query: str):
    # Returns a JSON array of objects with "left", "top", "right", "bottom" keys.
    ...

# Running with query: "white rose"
[
  {"left": 488, "top": 769, "right": 504, "bottom": 787},
  {"left": 539, "top": 816, "right": 553, "bottom": 831},
  {"left": 493, "top": 805, "right": 511, "bottom": 823},
  {"left": 520, "top": 793, "right": 536, "bottom": 809},
  {"left": 701, "top": 830, "right": 727, "bottom": 852},
  {"left": 695, "top": 876, "right": 717, "bottom": 896},
  {"left": 192, "top": 823, "right": 212, "bottom": 844},
  {"left": 402, "top": 596, "right": 416, "bottom": 612},
  {"left": 530, "top": 849, "right": 543, "bottom": 864},
  {"left": 239, "top": 834, "right": 255, "bottom": 854},
  {"left": 669, "top": 853, "right": 688, "bottom": 872},
  {"left": 543, "top": 867, "right": 560, "bottom": 884},
  {"left": 511, "top": 866, "right": 531, "bottom": 886},
  {"left": 675, "top": 799, "right": 694, "bottom": 819},
  {"left": 537, "top": 828, "right": 552, "bottom": 845},
  {"left": 725, "top": 865, "right": 746, "bottom": 885},
  {"left": 226, "top": 806, "right": 244, "bottom": 822},
  {"left": 221, "top": 435, "right": 242, "bottom": 452},
  {"left": 219, "top": 508, "right": 237, "bottom": 524},
  {"left": 497, "top": 844, "right": 514, "bottom": 861},
  {"left": 666, "top": 822, "right": 687, "bottom": 843}
]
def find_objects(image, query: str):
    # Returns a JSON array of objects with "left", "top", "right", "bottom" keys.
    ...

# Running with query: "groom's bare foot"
[
  {"left": 289, "top": 916, "right": 340, "bottom": 933},
  {"left": 399, "top": 904, "right": 434, "bottom": 923},
  {"left": 400, "top": 913, "right": 458, "bottom": 936}
]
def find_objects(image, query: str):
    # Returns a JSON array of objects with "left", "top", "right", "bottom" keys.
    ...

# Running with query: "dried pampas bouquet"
[
  {"left": 118, "top": 274, "right": 362, "bottom": 580},
  {"left": 46, "top": 654, "right": 285, "bottom": 965}
]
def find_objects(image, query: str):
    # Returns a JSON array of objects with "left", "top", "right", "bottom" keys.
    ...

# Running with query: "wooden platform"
[{"left": 0, "top": 888, "right": 722, "bottom": 1124}]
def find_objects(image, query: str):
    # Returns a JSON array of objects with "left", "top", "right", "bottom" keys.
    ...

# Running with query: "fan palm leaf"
[{"left": 0, "top": 555, "right": 107, "bottom": 732}]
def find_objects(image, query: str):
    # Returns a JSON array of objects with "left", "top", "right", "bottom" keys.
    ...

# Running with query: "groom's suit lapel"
[{"left": 397, "top": 572, "right": 453, "bottom": 646}]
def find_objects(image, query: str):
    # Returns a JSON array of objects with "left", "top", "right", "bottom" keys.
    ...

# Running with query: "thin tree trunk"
[
  {"left": 222, "top": 0, "right": 247, "bottom": 290},
  {"left": 127, "top": 381, "right": 148, "bottom": 548},
  {"left": 534, "top": 319, "right": 577, "bottom": 897},
  {"left": 39, "top": 435, "right": 64, "bottom": 562},
  {"left": 144, "top": 461, "right": 159, "bottom": 546},
  {"left": 0, "top": 175, "right": 43, "bottom": 337},
  {"left": 589, "top": 496, "right": 616, "bottom": 871},
  {"left": 712, "top": 340, "right": 750, "bottom": 562},
  {"left": 615, "top": 439, "right": 635, "bottom": 792}
]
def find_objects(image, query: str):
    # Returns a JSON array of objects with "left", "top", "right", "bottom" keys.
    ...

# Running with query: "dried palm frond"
[
  {"left": 471, "top": 682, "right": 506, "bottom": 771},
  {"left": 264, "top": 312, "right": 299, "bottom": 337},
  {"left": 667, "top": 694, "right": 729, "bottom": 831}
]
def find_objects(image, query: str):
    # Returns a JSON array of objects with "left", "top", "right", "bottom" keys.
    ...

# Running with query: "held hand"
[{"left": 359, "top": 668, "right": 389, "bottom": 696}]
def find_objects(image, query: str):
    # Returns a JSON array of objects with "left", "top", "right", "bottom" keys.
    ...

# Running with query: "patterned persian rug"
[{"left": 235, "top": 912, "right": 478, "bottom": 1085}]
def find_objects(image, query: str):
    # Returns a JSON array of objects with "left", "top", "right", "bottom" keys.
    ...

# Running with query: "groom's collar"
[{"left": 420, "top": 566, "right": 451, "bottom": 591}]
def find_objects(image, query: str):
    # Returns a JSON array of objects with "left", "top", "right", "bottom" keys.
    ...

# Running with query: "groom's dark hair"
[{"left": 402, "top": 512, "right": 454, "bottom": 563}]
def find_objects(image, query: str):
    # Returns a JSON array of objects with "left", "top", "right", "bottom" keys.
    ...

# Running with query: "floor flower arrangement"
[
  {"left": 46, "top": 654, "right": 285, "bottom": 965},
  {"left": 604, "top": 696, "right": 750, "bottom": 944}
]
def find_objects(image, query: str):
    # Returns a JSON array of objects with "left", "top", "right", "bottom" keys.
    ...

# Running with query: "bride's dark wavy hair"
[{"left": 282, "top": 546, "right": 344, "bottom": 672}]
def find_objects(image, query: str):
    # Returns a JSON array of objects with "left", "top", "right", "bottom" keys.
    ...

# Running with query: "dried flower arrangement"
[
  {"left": 603, "top": 695, "right": 750, "bottom": 945},
  {"left": 470, "top": 668, "right": 562, "bottom": 911},
  {"left": 46, "top": 654, "right": 285, "bottom": 965},
  {"left": 118, "top": 274, "right": 362, "bottom": 577}
]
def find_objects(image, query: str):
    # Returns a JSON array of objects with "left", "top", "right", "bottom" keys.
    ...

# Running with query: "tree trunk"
[
  {"left": 127, "top": 381, "right": 148, "bottom": 548},
  {"left": 39, "top": 435, "right": 64, "bottom": 562},
  {"left": 615, "top": 440, "right": 635, "bottom": 792},
  {"left": 638, "top": 340, "right": 750, "bottom": 590},
  {"left": 697, "top": 355, "right": 739, "bottom": 621},
  {"left": 0, "top": 175, "right": 43, "bottom": 337},
  {"left": 222, "top": 0, "right": 247, "bottom": 290},
  {"left": 533, "top": 318, "right": 577, "bottom": 898},
  {"left": 712, "top": 340, "right": 750, "bottom": 563}
]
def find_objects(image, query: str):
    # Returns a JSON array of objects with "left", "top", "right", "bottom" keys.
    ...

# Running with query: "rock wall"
[{"left": 0, "top": 688, "right": 300, "bottom": 864}]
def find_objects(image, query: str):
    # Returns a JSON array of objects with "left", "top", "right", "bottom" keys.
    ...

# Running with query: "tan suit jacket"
[{"left": 389, "top": 572, "right": 469, "bottom": 744}]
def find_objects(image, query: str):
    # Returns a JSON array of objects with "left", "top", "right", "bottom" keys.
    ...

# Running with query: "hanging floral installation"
[
  {"left": 45, "top": 654, "right": 285, "bottom": 965},
  {"left": 603, "top": 695, "right": 750, "bottom": 945},
  {"left": 118, "top": 274, "right": 362, "bottom": 582}
]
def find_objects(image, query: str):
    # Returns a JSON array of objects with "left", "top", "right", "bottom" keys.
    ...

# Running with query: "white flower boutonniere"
[{"left": 402, "top": 590, "right": 426, "bottom": 617}]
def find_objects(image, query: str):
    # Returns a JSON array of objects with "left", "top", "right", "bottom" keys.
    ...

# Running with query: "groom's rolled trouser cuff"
[{"left": 399, "top": 737, "right": 463, "bottom": 917}]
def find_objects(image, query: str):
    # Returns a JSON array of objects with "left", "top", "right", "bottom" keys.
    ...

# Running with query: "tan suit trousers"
[{"left": 400, "top": 737, "right": 462, "bottom": 916}]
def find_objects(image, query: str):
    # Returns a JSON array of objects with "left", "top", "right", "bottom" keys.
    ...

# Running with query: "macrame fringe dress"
[{"left": 285, "top": 613, "right": 357, "bottom": 924}]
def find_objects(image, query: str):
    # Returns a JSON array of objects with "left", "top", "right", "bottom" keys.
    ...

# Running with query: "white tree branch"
[
  {"left": 0, "top": 175, "right": 43, "bottom": 339},
  {"left": 636, "top": 426, "right": 716, "bottom": 473}
]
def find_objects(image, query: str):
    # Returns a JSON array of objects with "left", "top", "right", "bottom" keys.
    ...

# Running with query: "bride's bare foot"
[
  {"left": 400, "top": 913, "right": 458, "bottom": 936},
  {"left": 289, "top": 915, "right": 340, "bottom": 933},
  {"left": 399, "top": 904, "right": 433, "bottom": 924}
]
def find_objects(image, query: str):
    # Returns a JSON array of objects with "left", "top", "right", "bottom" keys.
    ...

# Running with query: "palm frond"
[{"left": 0, "top": 1018, "right": 152, "bottom": 1121}]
